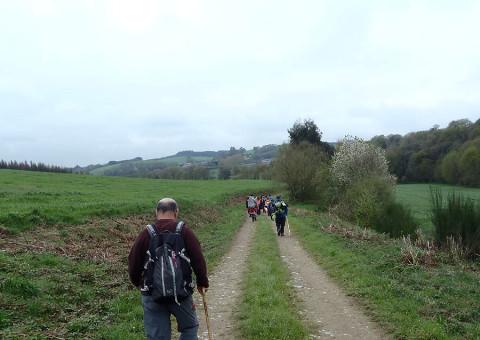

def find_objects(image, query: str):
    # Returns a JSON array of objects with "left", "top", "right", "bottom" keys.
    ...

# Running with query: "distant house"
[
  {"left": 181, "top": 162, "right": 193, "bottom": 168},
  {"left": 261, "top": 159, "right": 272, "bottom": 165}
]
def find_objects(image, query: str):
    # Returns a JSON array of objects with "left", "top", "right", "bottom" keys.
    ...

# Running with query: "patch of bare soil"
[
  {"left": 274, "top": 221, "right": 385, "bottom": 339},
  {"left": 0, "top": 207, "right": 230, "bottom": 265},
  {"left": 0, "top": 214, "right": 152, "bottom": 266},
  {"left": 193, "top": 218, "right": 255, "bottom": 340}
]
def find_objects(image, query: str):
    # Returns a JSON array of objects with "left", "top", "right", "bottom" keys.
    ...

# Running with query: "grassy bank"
[
  {"left": 0, "top": 169, "right": 272, "bottom": 232},
  {"left": 0, "top": 196, "right": 250, "bottom": 338},
  {"left": 396, "top": 184, "right": 480, "bottom": 235},
  {"left": 289, "top": 209, "right": 480, "bottom": 339},
  {"left": 238, "top": 217, "right": 309, "bottom": 340}
]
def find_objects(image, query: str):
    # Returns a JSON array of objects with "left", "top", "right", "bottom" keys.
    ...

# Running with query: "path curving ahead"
[
  {"left": 194, "top": 218, "right": 255, "bottom": 340},
  {"left": 274, "top": 219, "right": 385, "bottom": 339}
]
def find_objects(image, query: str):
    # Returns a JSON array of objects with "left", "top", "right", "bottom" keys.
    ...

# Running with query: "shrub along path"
[
  {"left": 273, "top": 217, "right": 384, "bottom": 339},
  {"left": 193, "top": 217, "right": 255, "bottom": 340}
]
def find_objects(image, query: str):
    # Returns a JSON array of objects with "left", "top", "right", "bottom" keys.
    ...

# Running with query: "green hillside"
[
  {"left": 89, "top": 155, "right": 214, "bottom": 176},
  {"left": 75, "top": 145, "right": 278, "bottom": 179}
]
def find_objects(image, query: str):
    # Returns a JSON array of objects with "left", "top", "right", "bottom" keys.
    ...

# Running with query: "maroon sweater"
[{"left": 128, "top": 219, "right": 209, "bottom": 288}]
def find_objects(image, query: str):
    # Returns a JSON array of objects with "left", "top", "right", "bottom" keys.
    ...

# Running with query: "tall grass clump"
[{"left": 431, "top": 188, "right": 480, "bottom": 259}]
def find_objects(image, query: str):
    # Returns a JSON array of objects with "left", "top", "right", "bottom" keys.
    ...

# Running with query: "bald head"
[{"left": 156, "top": 198, "right": 179, "bottom": 220}]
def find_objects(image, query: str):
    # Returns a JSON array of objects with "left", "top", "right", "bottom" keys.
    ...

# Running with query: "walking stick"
[
  {"left": 286, "top": 217, "right": 291, "bottom": 237},
  {"left": 200, "top": 290, "right": 213, "bottom": 340}
]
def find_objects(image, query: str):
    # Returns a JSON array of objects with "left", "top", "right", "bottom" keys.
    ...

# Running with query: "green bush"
[
  {"left": 372, "top": 200, "right": 418, "bottom": 238},
  {"left": 337, "top": 177, "right": 417, "bottom": 237},
  {"left": 431, "top": 189, "right": 480, "bottom": 258},
  {"left": 312, "top": 164, "right": 335, "bottom": 209},
  {"left": 339, "top": 176, "right": 393, "bottom": 222},
  {"left": 273, "top": 143, "right": 329, "bottom": 201}
]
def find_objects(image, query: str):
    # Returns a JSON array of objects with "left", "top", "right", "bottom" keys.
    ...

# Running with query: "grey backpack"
[{"left": 141, "top": 221, "right": 194, "bottom": 304}]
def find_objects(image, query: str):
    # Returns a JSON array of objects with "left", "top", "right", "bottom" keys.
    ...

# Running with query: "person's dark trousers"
[
  {"left": 142, "top": 294, "right": 199, "bottom": 340},
  {"left": 276, "top": 217, "right": 286, "bottom": 236}
]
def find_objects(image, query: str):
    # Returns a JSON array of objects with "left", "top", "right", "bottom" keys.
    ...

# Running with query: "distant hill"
[{"left": 74, "top": 145, "right": 279, "bottom": 179}]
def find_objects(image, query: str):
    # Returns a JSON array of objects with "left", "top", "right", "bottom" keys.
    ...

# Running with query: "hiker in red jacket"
[{"left": 128, "top": 198, "right": 208, "bottom": 340}]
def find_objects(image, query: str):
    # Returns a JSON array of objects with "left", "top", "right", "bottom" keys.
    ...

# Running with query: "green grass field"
[
  {"left": 0, "top": 169, "right": 271, "bottom": 232},
  {"left": 289, "top": 208, "right": 480, "bottom": 339},
  {"left": 396, "top": 184, "right": 480, "bottom": 235},
  {"left": 0, "top": 170, "right": 273, "bottom": 338},
  {"left": 3, "top": 170, "right": 480, "bottom": 339}
]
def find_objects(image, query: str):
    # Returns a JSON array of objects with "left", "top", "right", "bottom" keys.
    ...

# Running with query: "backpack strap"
[
  {"left": 146, "top": 224, "right": 158, "bottom": 238},
  {"left": 143, "top": 224, "right": 159, "bottom": 291},
  {"left": 146, "top": 224, "right": 160, "bottom": 259},
  {"left": 175, "top": 221, "right": 185, "bottom": 234}
]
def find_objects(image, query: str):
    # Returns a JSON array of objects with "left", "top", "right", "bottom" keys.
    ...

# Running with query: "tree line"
[
  {"left": 274, "top": 118, "right": 480, "bottom": 259},
  {"left": 370, "top": 118, "right": 480, "bottom": 187},
  {"left": 0, "top": 160, "right": 72, "bottom": 173},
  {"left": 273, "top": 119, "right": 416, "bottom": 237}
]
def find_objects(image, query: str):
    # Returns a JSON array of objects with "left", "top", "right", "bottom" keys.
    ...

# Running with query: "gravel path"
[
  {"left": 274, "top": 219, "right": 385, "bottom": 339},
  {"left": 194, "top": 218, "right": 255, "bottom": 340}
]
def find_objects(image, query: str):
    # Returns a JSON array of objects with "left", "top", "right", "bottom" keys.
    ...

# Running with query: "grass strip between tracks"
[{"left": 238, "top": 216, "right": 309, "bottom": 340}]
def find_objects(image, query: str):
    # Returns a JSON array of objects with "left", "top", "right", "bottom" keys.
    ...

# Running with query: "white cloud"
[
  {"left": 0, "top": 0, "right": 479, "bottom": 166},
  {"left": 28, "top": 0, "right": 58, "bottom": 17}
]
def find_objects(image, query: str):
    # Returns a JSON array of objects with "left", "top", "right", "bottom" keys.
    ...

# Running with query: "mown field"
[
  {"left": 0, "top": 169, "right": 270, "bottom": 233},
  {"left": 396, "top": 184, "right": 480, "bottom": 235},
  {"left": 0, "top": 170, "right": 273, "bottom": 338}
]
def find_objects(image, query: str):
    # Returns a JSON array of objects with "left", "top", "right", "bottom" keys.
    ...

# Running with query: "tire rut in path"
[
  {"left": 194, "top": 218, "right": 255, "bottom": 340},
  {"left": 274, "top": 220, "right": 385, "bottom": 339}
]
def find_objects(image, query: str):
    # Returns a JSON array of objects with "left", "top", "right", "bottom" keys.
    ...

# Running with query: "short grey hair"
[{"left": 156, "top": 198, "right": 178, "bottom": 214}]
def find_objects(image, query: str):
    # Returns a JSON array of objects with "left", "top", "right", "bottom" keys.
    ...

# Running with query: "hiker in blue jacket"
[{"left": 274, "top": 199, "right": 288, "bottom": 236}]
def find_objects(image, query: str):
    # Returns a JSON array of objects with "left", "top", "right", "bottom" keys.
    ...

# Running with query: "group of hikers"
[
  {"left": 128, "top": 195, "right": 289, "bottom": 339},
  {"left": 246, "top": 193, "right": 289, "bottom": 236}
]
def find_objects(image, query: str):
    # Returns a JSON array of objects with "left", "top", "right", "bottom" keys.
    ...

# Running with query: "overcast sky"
[{"left": 1, "top": 0, "right": 479, "bottom": 167}]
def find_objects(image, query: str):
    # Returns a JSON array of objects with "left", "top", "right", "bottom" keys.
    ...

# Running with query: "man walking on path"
[
  {"left": 128, "top": 198, "right": 209, "bottom": 340},
  {"left": 274, "top": 197, "right": 288, "bottom": 236}
]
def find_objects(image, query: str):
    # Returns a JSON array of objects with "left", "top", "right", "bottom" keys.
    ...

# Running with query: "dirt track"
[
  {"left": 194, "top": 218, "right": 255, "bottom": 340},
  {"left": 275, "top": 219, "right": 385, "bottom": 339},
  {"left": 192, "top": 215, "right": 384, "bottom": 339}
]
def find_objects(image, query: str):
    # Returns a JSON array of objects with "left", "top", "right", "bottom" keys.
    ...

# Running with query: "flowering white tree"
[{"left": 331, "top": 136, "right": 395, "bottom": 187}]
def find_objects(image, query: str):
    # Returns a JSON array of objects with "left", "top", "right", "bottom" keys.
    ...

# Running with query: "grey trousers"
[{"left": 142, "top": 294, "right": 199, "bottom": 340}]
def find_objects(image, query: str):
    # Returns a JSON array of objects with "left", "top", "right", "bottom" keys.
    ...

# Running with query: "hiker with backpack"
[
  {"left": 273, "top": 198, "right": 289, "bottom": 236},
  {"left": 267, "top": 200, "right": 275, "bottom": 220},
  {"left": 128, "top": 198, "right": 208, "bottom": 340},
  {"left": 246, "top": 194, "right": 257, "bottom": 222}
]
